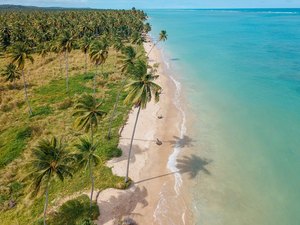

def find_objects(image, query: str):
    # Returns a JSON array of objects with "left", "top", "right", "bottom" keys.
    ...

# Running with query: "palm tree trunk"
[
  {"left": 85, "top": 52, "right": 87, "bottom": 74},
  {"left": 59, "top": 54, "right": 62, "bottom": 74},
  {"left": 65, "top": 51, "right": 69, "bottom": 93},
  {"left": 147, "top": 41, "right": 158, "bottom": 57},
  {"left": 107, "top": 76, "right": 127, "bottom": 139},
  {"left": 89, "top": 160, "right": 94, "bottom": 210},
  {"left": 43, "top": 180, "right": 50, "bottom": 225},
  {"left": 21, "top": 70, "right": 33, "bottom": 116},
  {"left": 93, "top": 65, "right": 97, "bottom": 94},
  {"left": 90, "top": 120, "right": 94, "bottom": 144},
  {"left": 125, "top": 106, "right": 141, "bottom": 183}
]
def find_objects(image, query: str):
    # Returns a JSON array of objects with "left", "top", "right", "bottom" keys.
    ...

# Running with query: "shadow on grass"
[{"left": 46, "top": 195, "right": 99, "bottom": 225}]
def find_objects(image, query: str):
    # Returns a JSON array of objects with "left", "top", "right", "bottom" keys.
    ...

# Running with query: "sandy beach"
[{"left": 94, "top": 40, "right": 193, "bottom": 224}]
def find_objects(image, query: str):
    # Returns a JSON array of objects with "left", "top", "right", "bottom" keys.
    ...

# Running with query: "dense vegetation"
[{"left": 0, "top": 7, "right": 157, "bottom": 225}]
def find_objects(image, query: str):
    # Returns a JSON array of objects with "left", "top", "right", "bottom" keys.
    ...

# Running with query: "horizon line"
[{"left": 1, "top": 4, "right": 300, "bottom": 10}]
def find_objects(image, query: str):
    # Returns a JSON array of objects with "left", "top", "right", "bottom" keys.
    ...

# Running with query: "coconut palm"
[
  {"left": 58, "top": 32, "right": 75, "bottom": 93},
  {"left": 37, "top": 42, "right": 49, "bottom": 62},
  {"left": 89, "top": 40, "right": 109, "bottom": 93},
  {"left": 123, "top": 60, "right": 162, "bottom": 182},
  {"left": 144, "top": 23, "right": 151, "bottom": 34},
  {"left": 27, "top": 137, "right": 73, "bottom": 225},
  {"left": 147, "top": 30, "right": 168, "bottom": 57},
  {"left": 74, "top": 137, "right": 101, "bottom": 208},
  {"left": 50, "top": 41, "right": 63, "bottom": 73},
  {"left": 107, "top": 46, "right": 138, "bottom": 139},
  {"left": 1, "top": 63, "right": 21, "bottom": 88},
  {"left": 10, "top": 42, "right": 34, "bottom": 115},
  {"left": 112, "top": 37, "right": 124, "bottom": 52},
  {"left": 73, "top": 93, "right": 107, "bottom": 143},
  {"left": 80, "top": 36, "right": 92, "bottom": 74}
]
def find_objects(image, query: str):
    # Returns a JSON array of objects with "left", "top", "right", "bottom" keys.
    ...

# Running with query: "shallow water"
[{"left": 147, "top": 9, "right": 300, "bottom": 225}]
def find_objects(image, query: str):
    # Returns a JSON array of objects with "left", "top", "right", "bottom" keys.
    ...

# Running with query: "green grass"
[
  {"left": 46, "top": 195, "right": 99, "bottom": 225},
  {"left": 0, "top": 125, "right": 32, "bottom": 168},
  {"left": 0, "top": 47, "right": 139, "bottom": 224},
  {"left": 33, "top": 73, "right": 94, "bottom": 105},
  {"left": 0, "top": 73, "right": 132, "bottom": 225}
]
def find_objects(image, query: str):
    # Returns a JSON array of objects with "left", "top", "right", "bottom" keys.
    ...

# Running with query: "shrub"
[
  {"left": 57, "top": 99, "right": 73, "bottom": 110},
  {"left": 33, "top": 105, "right": 53, "bottom": 116},
  {"left": 106, "top": 147, "right": 122, "bottom": 159},
  {"left": 46, "top": 195, "right": 99, "bottom": 225}
]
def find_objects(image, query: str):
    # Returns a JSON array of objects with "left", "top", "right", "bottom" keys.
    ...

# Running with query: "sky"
[{"left": 1, "top": 0, "right": 300, "bottom": 9}]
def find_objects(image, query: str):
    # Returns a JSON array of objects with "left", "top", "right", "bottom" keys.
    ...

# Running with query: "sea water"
[{"left": 147, "top": 9, "right": 300, "bottom": 225}]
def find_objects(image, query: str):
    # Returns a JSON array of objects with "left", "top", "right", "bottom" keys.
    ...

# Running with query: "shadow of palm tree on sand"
[
  {"left": 134, "top": 154, "right": 212, "bottom": 184},
  {"left": 98, "top": 186, "right": 148, "bottom": 224},
  {"left": 169, "top": 135, "right": 196, "bottom": 148}
]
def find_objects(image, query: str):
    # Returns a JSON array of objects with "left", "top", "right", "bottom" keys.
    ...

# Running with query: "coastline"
[{"left": 96, "top": 40, "right": 194, "bottom": 224}]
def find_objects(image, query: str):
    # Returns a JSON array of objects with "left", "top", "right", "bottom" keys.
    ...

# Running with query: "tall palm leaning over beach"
[
  {"left": 74, "top": 137, "right": 100, "bottom": 209},
  {"left": 107, "top": 46, "right": 139, "bottom": 139},
  {"left": 73, "top": 93, "right": 107, "bottom": 143},
  {"left": 89, "top": 40, "right": 109, "bottom": 94},
  {"left": 1, "top": 63, "right": 21, "bottom": 89},
  {"left": 123, "top": 59, "right": 162, "bottom": 183},
  {"left": 147, "top": 30, "right": 168, "bottom": 57},
  {"left": 59, "top": 32, "right": 75, "bottom": 93},
  {"left": 10, "top": 42, "right": 34, "bottom": 115},
  {"left": 27, "top": 137, "right": 73, "bottom": 225}
]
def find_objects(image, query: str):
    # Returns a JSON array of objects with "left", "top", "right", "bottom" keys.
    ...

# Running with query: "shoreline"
[{"left": 96, "top": 40, "right": 194, "bottom": 224}]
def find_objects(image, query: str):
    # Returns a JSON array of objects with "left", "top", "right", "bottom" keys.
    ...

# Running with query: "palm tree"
[
  {"left": 73, "top": 93, "right": 107, "bottom": 143},
  {"left": 1, "top": 63, "right": 21, "bottom": 88},
  {"left": 80, "top": 36, "right": 92, "bottom": 74},
  {"left": 107, "top": 46, "right": 138, "bottom": 139},
  {"left": 74, "top": 137, "right": 100, "bottom": 209},
  {"left": 58, "top": 32, "right": 75, "bottom": 93},
  {"left": 89, "top": 40, "right": 109, "bottom": 93},
  {"left": 50, "top": 41, "right": 63, "bottom": 73},
  {"left": 144, "top": 23, "right": 151, "bottom": 34},
  {"left": 112, "top": 37, "right": 124, "bottom": 53},
  {"left": 10, "top": 42, "right": 34, "bottom": 115},
  {"left": 123, "top": 60, "right": 162, "bottom": 182},
  {"left": 27, "top": 137, "right": 73, "bottom": 225},
  {"left": 37, "top": 42, "right": 49, "bottom": 62},
  {"left": 147, "top": 30, "right": 168, "bottom": 57}
]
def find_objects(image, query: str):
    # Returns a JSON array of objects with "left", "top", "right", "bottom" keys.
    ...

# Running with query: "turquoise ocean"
[{"left": 147, "top": 9, "right": 300, "bottom": 225}]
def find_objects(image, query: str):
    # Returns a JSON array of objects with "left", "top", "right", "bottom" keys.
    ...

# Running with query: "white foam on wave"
[
  {"left": 161, "top": 48, "right": 187, "bottom": 195},
  {"left": 257, "top": 11, "right": 297, "bottom": 14}
]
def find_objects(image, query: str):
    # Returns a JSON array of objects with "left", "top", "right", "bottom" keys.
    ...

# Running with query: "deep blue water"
[{"left": 147, "top": 9, "right": 300, "bottom": 225}]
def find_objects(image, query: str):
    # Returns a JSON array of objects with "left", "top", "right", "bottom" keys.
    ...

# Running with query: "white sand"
[{"left": 95, "top": 40, "right": 193, "bottom": 225}]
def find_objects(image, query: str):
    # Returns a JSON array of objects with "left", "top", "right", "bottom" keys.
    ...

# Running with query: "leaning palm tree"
[
  {"left": 73, "top": 93, "right": 107, "bottom": 143},
  {"left": 147, "top": 30, "right": 168, "bottom": 57},
  {"left": 58, "top": 32, "right": 75, "bottom": 93},
  {"left": 123, "top": 60, "right": 162, "bottom": 182},
  {"left": 1, "top": 63, "right": 21, "bottom": 88},
  {"left": 74, "top": 137, "right": 100, "bottom": 209},
  {"left": 27, "top": 137, "right": 73, "bottom": 225},
  {"left": 89, "top": 40, "right": 109, "bottom": 93},
  {"left": 80, "top": 36, "right": 92, "bottom": 74},
  {"left": 10, "top": 42, "right": 34, "bottom": 115},
  {"left": 107, "top": 46, "right": 138, "bottom": 139}
]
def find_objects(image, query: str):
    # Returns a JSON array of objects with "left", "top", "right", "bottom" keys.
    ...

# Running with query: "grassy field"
[{"left": 0, "top": 46, "right": 142, "bottom": 224}]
